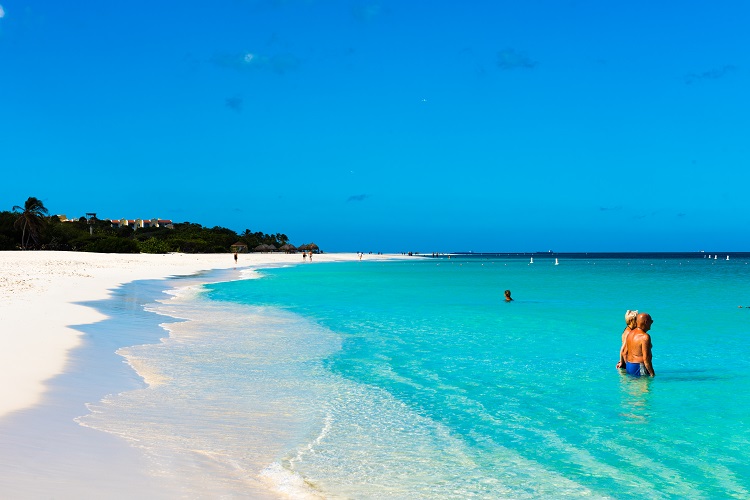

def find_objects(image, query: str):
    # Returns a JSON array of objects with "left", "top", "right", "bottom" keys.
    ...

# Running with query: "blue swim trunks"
[{"left": 625, "top": 362, "right": 646, "bottom": 377}]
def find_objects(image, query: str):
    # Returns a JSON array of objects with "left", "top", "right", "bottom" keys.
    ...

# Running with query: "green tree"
[
  {"left": 12, "top": 197, "right": 49, "bottom": 249},
  {"left": 0, "top": 210, "right": 18, "bottom": 250}
]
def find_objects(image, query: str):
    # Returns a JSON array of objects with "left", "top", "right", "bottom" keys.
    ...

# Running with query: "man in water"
[{"left": 623, "top": 313, "right": 655, "bottom": 377}]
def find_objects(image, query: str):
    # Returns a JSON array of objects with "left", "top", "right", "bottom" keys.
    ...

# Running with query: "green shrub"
[
  {"left": 82, "top": 236, "right": 140, "bottom": 253},
  {"left": 139, "top": 237, "right": 172, "bottom": 254}
]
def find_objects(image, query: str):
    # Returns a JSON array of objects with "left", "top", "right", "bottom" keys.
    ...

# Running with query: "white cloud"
[
  {"left": 212, "top": 51, "right": 301, "bottom": 75},
  {"left": 496, "top": 48, "right": 537, "bottom": 70}
]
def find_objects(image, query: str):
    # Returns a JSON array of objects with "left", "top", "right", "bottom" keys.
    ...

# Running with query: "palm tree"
[{"left": 13, "top": 196, "right": 49, "bottom": 249}]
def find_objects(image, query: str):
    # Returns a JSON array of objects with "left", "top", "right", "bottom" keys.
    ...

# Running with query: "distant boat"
[
  {"left": 555, "top": 258, "right": 559, "bottom": 265},
  {"left": 529, "top": 257, "right": 534, "bottom": 264},
  {"left": 715, "top": 255, "right": 718, "bottom": 260},
  {"left": 727, "top": 255, "right": 730, "bottom": 260}
]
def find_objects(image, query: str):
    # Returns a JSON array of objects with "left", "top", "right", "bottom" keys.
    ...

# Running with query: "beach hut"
[
  {"left": 230, "top": 242, "right": 248, "bottom": 253},
  {"left": 279, "top": 244, "right": 297, "bottom": 254},
  {"left": 253, "top": 244, "right": 277, "bottom": 253},
  {"left": 297, "top": 243, "right": 320, "bottom": 253}
]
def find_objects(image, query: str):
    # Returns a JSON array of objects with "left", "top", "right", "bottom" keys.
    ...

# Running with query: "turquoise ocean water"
[{"left": 80, "top": 255, "right": 750, "bottom": 498}]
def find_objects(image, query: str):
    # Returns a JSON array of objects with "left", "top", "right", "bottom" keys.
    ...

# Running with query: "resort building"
[
  {"left": 111, "top": 218, "right": 174, "bottom": 229},
  {"left": 56, "top": 214, "right": 94, "bottom": 223},
  {"left": 54, "top": 214, "right": 174, "bottom": 229}
]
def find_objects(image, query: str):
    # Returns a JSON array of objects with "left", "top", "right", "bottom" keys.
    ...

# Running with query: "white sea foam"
[
  {"left": 78, "top": 287, "right": 342, "bottom": 497},
  {"left": 259, "top": 462, "right": 324, "bottom": 499},
  {"left": 239, "top": 268, "right": 264, "bottom": 280}
]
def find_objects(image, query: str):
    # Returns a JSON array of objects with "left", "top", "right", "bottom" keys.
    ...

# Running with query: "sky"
[{"left": 1, "top": 1, "right": 749, "bottom": 253}]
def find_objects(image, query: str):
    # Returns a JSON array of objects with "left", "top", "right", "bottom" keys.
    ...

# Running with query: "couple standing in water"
[
  {"left": 616, "top": 310, "right": 655, "bottom": 377},
  {"left": 505, "top": 293, "right": 654, "bottom": 376}
]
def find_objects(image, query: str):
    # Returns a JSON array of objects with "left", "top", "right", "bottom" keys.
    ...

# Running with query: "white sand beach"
[
  {"left": 0, "top": 250, "right": 389, "bottom": 418},
  {"left": 0, "top": 250, "right": 402, "bottom": 498}
]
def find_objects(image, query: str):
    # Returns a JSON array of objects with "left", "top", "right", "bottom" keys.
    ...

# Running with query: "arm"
[
  {"left": 616, "top": 339, "right": 627, "bottom": 369},
  {"left": 616, "top": 329, "right": 628, "bottom": 369},
  {"left": 641, "top": 335, "right": 655, "bottom": 377}
]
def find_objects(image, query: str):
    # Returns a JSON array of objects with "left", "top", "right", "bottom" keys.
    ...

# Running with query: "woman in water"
[{"left": 616, "top": 309, "right": 638, "bottom": 369}]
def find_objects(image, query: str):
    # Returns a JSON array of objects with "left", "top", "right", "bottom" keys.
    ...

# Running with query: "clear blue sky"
[{"left": 2, "top": 1, "right": 748, "bottom": 252}]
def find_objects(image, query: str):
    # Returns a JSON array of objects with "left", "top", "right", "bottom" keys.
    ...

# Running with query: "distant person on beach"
[
  {"left": 233, "top": 252, "right": 238, "bottom": 265},
  {"left": 303, "top": 252, "right": 307, "bottom": 261},
  {"left": 622, "top": 313, "right": 655, "bottom": 377},
  {"left": 616, "top": 310, "right": 638, "bottom": 370},
  {"left": 504, "top": 290, "right": 513, "bottom": 302}
]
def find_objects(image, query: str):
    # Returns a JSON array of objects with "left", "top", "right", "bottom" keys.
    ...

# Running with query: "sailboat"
[
  {"left": 529, "top": 257, "right": 534, "bottom": 264},
  {"left": 555, "top": 258, "right": 559, "bottom": 265},
  {"left": 727, "top": 255, "right": 730, "bottom": 260},
  {"left": 714, "top": 255, "right": 718, "bottom": 260}
]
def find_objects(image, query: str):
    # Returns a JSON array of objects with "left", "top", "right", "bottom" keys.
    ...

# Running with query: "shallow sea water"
[{"left": 79, "top": 255, "right": 750, "bottom": 498}]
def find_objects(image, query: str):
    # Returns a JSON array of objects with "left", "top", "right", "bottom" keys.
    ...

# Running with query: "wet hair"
[{"left": 625, "top": 309, "right": 638, "bottom": 328}]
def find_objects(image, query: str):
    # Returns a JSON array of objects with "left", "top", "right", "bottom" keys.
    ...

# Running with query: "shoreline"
[
  {"left": 0, "top": 250, "right": 405, "bottom": 419},
  {"left": 3, "top": 252, "right": 748, "bottom": 497},
  {"left": 76, "top": 267, "right": 328, "bottom": 498},
  {"left": 0, "top": 250, "right": 413, "bottom": 497}
]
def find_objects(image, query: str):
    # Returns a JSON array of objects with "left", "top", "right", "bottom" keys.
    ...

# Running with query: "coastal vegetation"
[
  {"left": 1, "top": 197, "right": 308, "bottom": 254},
  {"left": 12, "top": 197, "right": 49, "bottom": 250}
]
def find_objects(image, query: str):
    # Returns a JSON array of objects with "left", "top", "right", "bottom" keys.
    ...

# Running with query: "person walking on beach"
[
  {"left": 616, "top": 310, "right": 638, "bottom": 370},
  {"left": 622, "top": 313, "right": 655, "bottom": 377},
  {"left": 233, "top": 252, "right": 238, "bottom": 266},
  {"left": 504, "top": 290, "right": 513, "bottom": 302}
]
